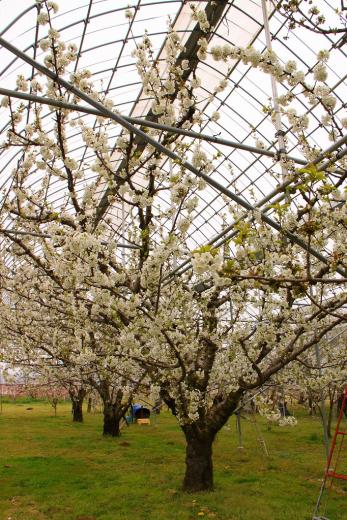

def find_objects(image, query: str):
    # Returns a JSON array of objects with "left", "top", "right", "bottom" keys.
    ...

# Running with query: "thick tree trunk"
[
  {"left": 94, "top": 381, "right": 129, "bottom": 437},
  {"left": 182, "top": 428, "right": 215, "bottom": 492},
  {"left": 72, "top": 399, "right": 84, "bottom": 422},
  {"left": 69, "top": 388, "right": 86, "bottom": 423},
  {"left": 308, "top": 396, "right": 316, "bottom": 416},
  {"left": 161, "top": 388, "right": 243, "bottom": 493},
  {"left": 103, "top": 403, "right": 121, "bottom": 437}
]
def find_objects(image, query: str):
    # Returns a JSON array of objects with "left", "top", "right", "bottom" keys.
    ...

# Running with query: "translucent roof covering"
[{"left": 0, "top": 0, "right": 346, "bottom": 259}]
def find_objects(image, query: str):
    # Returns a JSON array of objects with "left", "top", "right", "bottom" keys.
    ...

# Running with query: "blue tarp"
[{"left": 131, "top": 404, "right": 150, "bottom": 418}]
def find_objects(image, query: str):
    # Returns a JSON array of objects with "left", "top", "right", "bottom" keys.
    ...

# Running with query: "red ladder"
[{"left": 313, "top": 387, "right": 347, "bottom": 519}]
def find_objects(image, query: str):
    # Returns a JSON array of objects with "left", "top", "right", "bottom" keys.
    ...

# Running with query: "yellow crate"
[{"left": 137, "top": 418, "right": 150, "bottom": 425}]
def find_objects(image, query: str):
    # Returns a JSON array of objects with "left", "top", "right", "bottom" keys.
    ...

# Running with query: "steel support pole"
[
  {"left": 167, "top": 169, "right": 347, "bottom": 280},
  {"left": 1, "top": 87, "right": 345, "bottom": 173},
  {"left": 166, "top": 135, "right": 347, "bottom": 279},
  {"left": 0, "top": 87, "right": 309, "bottom": 165},
  {"left": 1, "top": 91, "right": 346, "bottom": 279},
  {"left": 315, "top": 342, "right": 330, "bottom": 459},
  {"left": 308, "top": 281, "right": 330, "bottom": 460},
  {"left": 236, "top": 411, "right": 243, "bottom": 449},
  {"left": 121, "top": 201, "right": 126, "bottom": 264},
  {"left": 261, "top": 0, "right": 289, "bottom": 178},
  {"left": 0, "top": 4, "right": 36, "bottom": 38},
  {"left": 0, "top": 37, "right": 345, "bottom": 278},
  {"left": 0, "top": 228, "right": 140, "bottom": 249}
]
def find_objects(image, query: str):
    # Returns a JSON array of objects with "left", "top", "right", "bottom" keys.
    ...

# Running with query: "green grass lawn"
[{"left": 0, "top": 400, "right": 346, "bottom": 520}]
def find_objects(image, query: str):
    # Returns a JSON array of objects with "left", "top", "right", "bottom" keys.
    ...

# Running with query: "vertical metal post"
[
  {"left": 236, "top": 411, "right": 243, "bottom": 449},
  {"left": 315, "top": 343, "right": 330, "bottom": 459},
  {"left": 281, "top": 385, "right": 286, "bottom": 416},
  {"left": 261, "top": 0, "right": 289, "bottom": 179},
  {"left": 170, "top": 158, "right": 177, "bottom": 271},
  {"left": 309, "top": 284, "right": 330, "bottom": 459}
]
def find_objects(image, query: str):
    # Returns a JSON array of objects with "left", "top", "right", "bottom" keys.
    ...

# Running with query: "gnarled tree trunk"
[
  {"left": 103, "top": 401, "right": 122, "bottom": 437},
  {"left": 182, "top": 426, "right": 215, "bottom": 492},
  {"left": 98, "top": 383, "right": 130, "bottom": 437},
  {"left": 69, "top": 387, "right": 86, "bottom": 423},
  {"left": 162, "top": 388, "right": 244, "bottom": 493},
  {"left": 90, "top": 378, "right": 131, "bottom": 437}
]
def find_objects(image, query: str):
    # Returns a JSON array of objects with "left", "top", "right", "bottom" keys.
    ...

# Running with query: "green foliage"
[
  {"left": 268, "top": 202, "right": 290, "bottom": 217},
  {"left": 296, "top": 164, "right": 326, "bottom": 182},
  {"left": 191, "top": 245, "right": 219, "bottom": 257},
  {"left": 223, "top": 259, "right": 239, "bottom": 276},
  {"left": 48, "top": 212, "right": 60, "bottom": 221},
  {"left": 300, "top": 220, "right": 321, "bottom": 235},
  {"left": 141, "top": 228, "right": 150, "bottom": 241},
  {"left": 0, "top": 403, "right": 346, "bottom": 519},
  {"left": 319, "top": 183, "right": 336, "bottom": 195},
  {"left": 233, "top": 221, "right": 254, "bottom": 246}
]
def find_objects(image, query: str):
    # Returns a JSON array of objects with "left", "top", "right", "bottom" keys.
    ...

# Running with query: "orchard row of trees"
[{"left": 0, "top": 1, "right": 346, "bottom": 491}]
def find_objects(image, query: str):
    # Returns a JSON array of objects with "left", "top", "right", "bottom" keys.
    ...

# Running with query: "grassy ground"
[{"left": 0, "top": 400, "right": 346, "bottom": 520}]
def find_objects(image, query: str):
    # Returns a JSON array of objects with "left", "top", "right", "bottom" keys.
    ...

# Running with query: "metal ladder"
[{"left": 312, "top": 387, "right": 347, "bottom": 520}]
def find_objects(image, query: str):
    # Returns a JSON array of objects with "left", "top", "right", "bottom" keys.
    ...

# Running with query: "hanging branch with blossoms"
[{"left": 272, "top": 0, "right": 347, "bottom": 36}]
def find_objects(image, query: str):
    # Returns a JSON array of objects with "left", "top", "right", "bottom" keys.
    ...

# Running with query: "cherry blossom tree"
[
  {"left": 0, "top": 1, "right": 346, "bottom": 491},
  {"left": 293, "top": 325, "right": 347, "bottom": 437},
  {"left": 0, "top": 260, "right": 145, "bottom": 435}
]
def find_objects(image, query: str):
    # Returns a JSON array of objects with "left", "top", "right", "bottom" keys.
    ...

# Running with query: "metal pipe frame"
[
  {"left": 1, "top": 73, "right": 345, "bottom": 175},
  {"left": 93, "top": 0, "right": 230, "bottom": 225},
  {"left": 0, "top": 36, "right": 346, "bottom": 279},
  {"left": 0, "top": 87, "right": 311, "bottom": 165},
  {"left": 261, "top": 0, "right": 288, "bottom": 172},
  {"left": 0, "top": 228, "right": 140, "bottom": 249},
  {"left": 0, "top": 0, "right": 239, "bottom": 240},
  {"left": 167, "top": 138, "right": 347, "bottom": 279}
]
